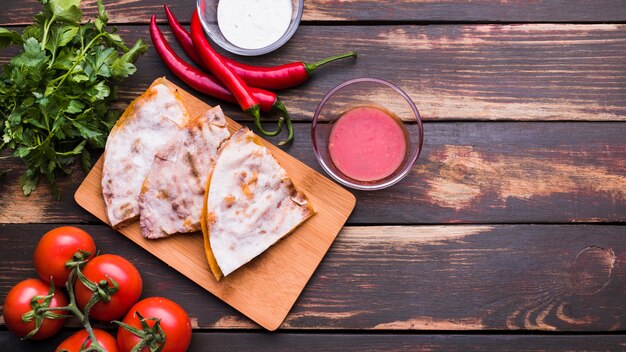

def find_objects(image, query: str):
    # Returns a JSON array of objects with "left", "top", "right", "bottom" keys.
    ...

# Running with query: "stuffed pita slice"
[
  {"left": 139, "top": 106, "right": 230, "bottom": 239},
  {"left": 201, "top": 128, "right": 315, "bottom": 280},
  {"left": 102, "top": 79, "right": 190, "bottom": 228}
]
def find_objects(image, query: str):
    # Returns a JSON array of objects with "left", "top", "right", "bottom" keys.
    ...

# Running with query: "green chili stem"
[
  {"left": 272, "top": 99, "right": 291, "bottom": 144},
  {"left": 304, "top": 51, "right": 357, "bottom": 75},
  {"left": 250, "top": 105, "right": 284, "bottom": 137}
]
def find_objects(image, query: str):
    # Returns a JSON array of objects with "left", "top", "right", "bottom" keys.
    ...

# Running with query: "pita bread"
[
  {"left": 102, "top": 80, "right": 190, "bottom": 228},
  {"left": 201, "top": 128, "right": 315, "bottom": 279},
  {"left": 139, "top": 106, "right": 230, "bottom": 239}
]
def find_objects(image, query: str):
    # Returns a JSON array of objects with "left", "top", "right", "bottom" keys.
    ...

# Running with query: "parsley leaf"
[
  {"left": 46, "top": 0, "right": 82, "bottom": 24},
  {"left": 0, "top": 0, "right": 147, "bottom": 196},
  {"left": 0, "top": 28, "right": 23, "bottom": 48}
]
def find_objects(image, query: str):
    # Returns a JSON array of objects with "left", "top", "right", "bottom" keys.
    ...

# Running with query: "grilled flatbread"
[
  {"left": 201, "top": 128, "right": 315, "bottom": 280},
  {"left": 139, "top": 106, "right": 230, "bottom": 239},
  {"left": 102, "top": 79, "right": 190, "bottom": 228}
]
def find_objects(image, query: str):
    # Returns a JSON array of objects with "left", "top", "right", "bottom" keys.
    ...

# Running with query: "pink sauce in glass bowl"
[
  {"left": 329, "top": 106, "right": 407, "bottom": 182},
  {"left": 312, "top": 77, "right": 423, "bottom": 191}
]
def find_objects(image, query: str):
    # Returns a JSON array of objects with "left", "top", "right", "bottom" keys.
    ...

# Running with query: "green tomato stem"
[
  {"left": 65, "top": 268, "right": 107, "bottom": 352},
  {"left": 21, "top": 278, "right": 67, "bottom": 339},
  {"left": 114, "top": 312, "right": 167, "bottom": 352}
]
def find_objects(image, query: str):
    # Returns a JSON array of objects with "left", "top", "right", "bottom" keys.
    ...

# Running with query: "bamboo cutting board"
[{"left": 74, "top": 78, "right": 356, "bottom": 331}]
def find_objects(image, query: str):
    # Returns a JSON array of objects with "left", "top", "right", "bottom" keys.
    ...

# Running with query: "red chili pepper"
[
  {"left": 222, "top": 52, "right": 357, "bottom": 90},
  {"left": 164, "top": 6, "right": 357, "bottom": 91},
  {"left": 150, "top": 16, "right": 293, "bottom": 143},
  {"left": 190, "top": 12, "right": 289, "bottom": 141},
  {"left": 163, "top": 5, "right": 203, "bottom": 65}
]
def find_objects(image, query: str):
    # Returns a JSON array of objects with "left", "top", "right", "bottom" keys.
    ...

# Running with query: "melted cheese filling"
[
  {"left": 139, "top": 107, "right": 230, "bottom": 238},
  {"left": 102, "top": 83, "right": 189, "bottom": 227},
  {"left": 205, "top": 129, "right": 314, "bottom": 277}
]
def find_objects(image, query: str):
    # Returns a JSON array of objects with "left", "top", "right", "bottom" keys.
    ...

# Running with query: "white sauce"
[{"left": 217, "top": 0, "right": 292, "bottom": 50}]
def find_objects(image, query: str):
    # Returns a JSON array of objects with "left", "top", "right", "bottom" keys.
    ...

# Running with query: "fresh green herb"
[{"left": 0, "top": 0, "right": 147, "bottom": 197}]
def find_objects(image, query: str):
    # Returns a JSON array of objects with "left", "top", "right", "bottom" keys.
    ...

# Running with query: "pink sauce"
[{"left": 328, "top": 106, "right": 407, "bottom": 182}]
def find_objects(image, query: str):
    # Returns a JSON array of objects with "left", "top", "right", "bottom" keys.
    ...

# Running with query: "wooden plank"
[
  {"left": 74, "top": 78, "right": 355, "bottom": 331},
  {"left": 4, "top": 24, "right": 625, "bottom": 122},
  {"left": 1, "top": 122, "right": 624, "bottom": 224},
  {"left": 1, "top": 331, "right": 625, "bottom": 352},
  {"left": 2, "top": 0, "right": 626, "bottom": 25},
  {"left": 0, "top": 224, "right": 624, "bottom": 331}
]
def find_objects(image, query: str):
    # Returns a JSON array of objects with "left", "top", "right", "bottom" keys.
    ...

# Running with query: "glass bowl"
[
  {"left": 196, "top": 0, "right": 304, "bottom": 56},
  {"left": 312, "top": 78, "right": 424, "bottom": 191}
]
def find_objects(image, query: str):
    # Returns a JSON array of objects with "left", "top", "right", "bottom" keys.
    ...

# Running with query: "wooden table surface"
[{"left": 1, "top": 0, "right": 625, "bottom": 350}]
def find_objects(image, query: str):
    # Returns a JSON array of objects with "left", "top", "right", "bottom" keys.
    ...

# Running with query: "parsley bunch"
[{"left": 0, "top": 0, "right": 147, "bottom": 196}]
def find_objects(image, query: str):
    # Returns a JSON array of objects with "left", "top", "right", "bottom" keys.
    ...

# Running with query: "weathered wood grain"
[
  {"left": 2, "top": 24, "right": 626, "bottom": 122},
  {"left": 1, "top": 122, "right": 624, "bottom": 224},
  {"left": 1, "top": 0, "right": 624, "bottom": 349},
  {"left": 0, "top": 224, "right": 624, "bottom": 331},
  {"left": 1, "top": 331, "right": 625, "bottom": 352},
  {"left": 2, "top": 0, "right": 626, "bottom": 25}
]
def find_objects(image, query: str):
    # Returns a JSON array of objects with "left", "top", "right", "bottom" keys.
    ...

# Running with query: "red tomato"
[
  {"left": 55, "top": 328, "right": 119, "bottom": 352},
  {"left": 3, "top": 278, "right": 68, "bottom": 340},
  {"left": 117, "top": 297, "right": 191, "bottom": 352},
  {"left": 74, "top": 254, "right": 142, "bottom": 321},
  {"left": 34, "top": 226, "right": 96, "bottom": 287}
]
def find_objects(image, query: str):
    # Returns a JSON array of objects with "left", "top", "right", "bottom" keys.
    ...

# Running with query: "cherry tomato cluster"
[{"left": 2, "top": 226, "right": 192, "bottom": 352}]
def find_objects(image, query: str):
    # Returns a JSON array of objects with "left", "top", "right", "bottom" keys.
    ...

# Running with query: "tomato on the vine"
[
  {"left": 3, "top": 278, "right": 68, "bottom": 340},
  {"left": 55, "top": 328, "right": 119, "bottom": 352},
  {"left": 117, "top": 297, "right": 192, "bottom": 352},
  {"left": 74, "top": 254, "right": 142, "bottom": 321},
  {"left": 34, "top": 226, "right": 96, "bottom": 287}
]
